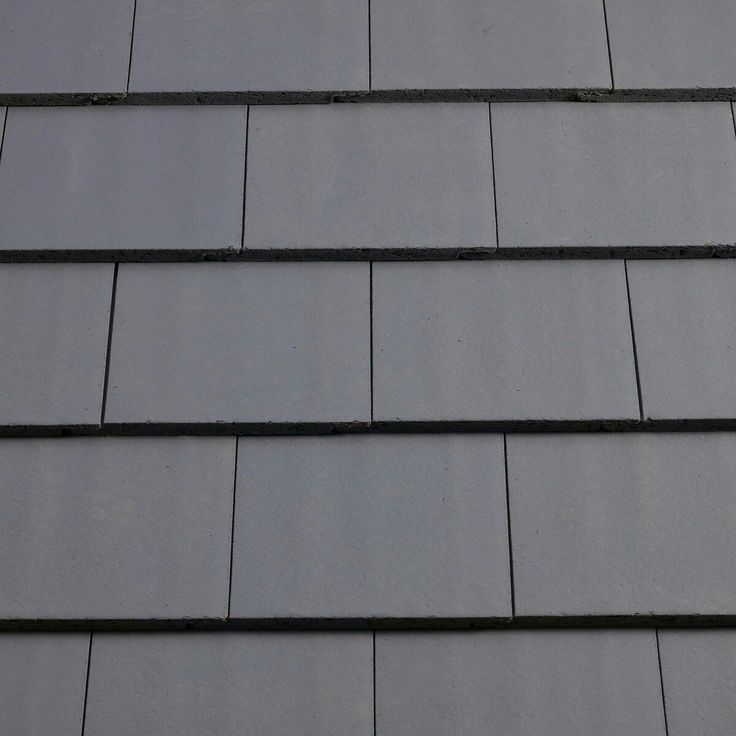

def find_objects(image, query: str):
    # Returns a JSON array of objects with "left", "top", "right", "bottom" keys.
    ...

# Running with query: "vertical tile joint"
[
  {"left": 503, "top": 433, "right": 516, "bottom": 617},
  {"left": 125, "top": 0, "right": 139, "bottom": 92},
  {"left": 601, "top": 0, "right": 615, "bottom": 89},
  {"left": 655, "top": 629, "right": 671, "bottom": 736},
  {"left": 372, "top": 631, "right": 377, "bottom": 736},
  {"left": 80, "top": 632, "right": 93, "bottom": 736},
  {"left": 240, "top": 107, "right": 250, "bottom": 251},
  {"left": 730, "top": 102, "right": 736, "bottom": 142},
  {"left": 488, "top": 103, "right": 500, "bottom": 251},
  {"left": 369, "top": 262, "right": 374, "bottom": 423},
  {"left": 367, "top": 0, "right": 373, "bottom": 91},
  {"left": 227, "top": 436, "right": 240, "bottom": 619},
  {"left": 0, "top": 107, "right": 9, "bottom": 168},
  {"left": 100, "top": 263, "right": 119, "bottom": 425},
  {"left": 623, "top": 260, "right": 645, "bottom": 421}
]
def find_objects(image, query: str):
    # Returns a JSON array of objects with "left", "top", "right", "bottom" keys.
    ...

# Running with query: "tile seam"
[
  {"left": 125, "top": 0, "right": 139, "bottom": 93},
  {"left": 731, "top": 102, "right": 736, "bottom": 141},
  {"left": 488, "top": 103, "right": 500, "bottom": 250},
  {"left": 367, "top": 0, "right": 372, "bottom": 91},
  {"left": 655, "top": 629, "right": 671, "bottom": 736},
  {"left": 503, "top": 434, "right": 516, "bottom": 616},
  {"left": 79, "top": 632, "right": 93, "bottom": 736},
  {"left": 372, "top": 631, "right": 377, "bottom": 736},
  {"left": 600, "top": 0, "right": 615, "bottom": 89},
  {"left": 369, "top": 262, "right": 374, "bottom": 423},
  {"left": 0, "top": 107, "right": 8, "bottom": 168},
  {"left": 239, "top": 106, "right": 250, "bottom": 251},
  {"left": 226, "top": 436, "right": 240, "bottom": 618},
  {"left": 623, "top": 260, "right": 645, "bottom": 421},
  {"left": 99, "top": 263, "right": 119, "bottom": 425}
]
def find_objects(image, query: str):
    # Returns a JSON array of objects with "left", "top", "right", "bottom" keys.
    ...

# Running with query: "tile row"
[
  {"left": 1, "top": 103, "right": 736, "bottom": 253},
  {"left": 3, "top": 432, "right": 736, "bottom": 619}
]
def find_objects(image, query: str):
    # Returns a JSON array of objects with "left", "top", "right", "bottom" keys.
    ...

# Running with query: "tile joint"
[
  {"left": 655, "top": 629, "right": 671, "bottom": 736},
  {"left": 99, "top": 263, "right": 119, "bottom": 425}
]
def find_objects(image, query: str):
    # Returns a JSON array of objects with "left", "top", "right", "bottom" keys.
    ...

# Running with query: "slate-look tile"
[
  {"left": 85, "top": 633, "right": 373, "bottom": 736},
  {"left": 230, "top": 435, "right": 510, "bottom": 618},
  {"left": 0, "top": 634, "right": 89, "bottom": 736},
  {"left": 508, "top": 433, "right": 736, "bottom": 615},
  {"left": 376, "top": 631, "right": 665, "bottom": 736},
  {"left": 493, "top": 102, "right": 736, "bottom": 248},
  {"left": 129, "top": 0, "right": 368, "bottom": 92},
  {"left": 0, "top": 264, "right": 112, "bottom": 425},
  {"left": 372, "top": 261, "right": 638, "bottom": 421},
  {"left": 372, "top": 0, "right": 610, "bottom": 89},
  {"left": 0, "top": 106, "right": 245, "bottom": 251},
  {"left": 244, "top": 104, "right": 494, "bottom": 249},
  {"left": 0, "top": 438, "right": 235, "bottom": 618}
]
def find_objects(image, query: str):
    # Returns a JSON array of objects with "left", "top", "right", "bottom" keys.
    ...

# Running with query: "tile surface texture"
[
  {"left": 0, "top": 106, "right": 245, "bottom": 251},
  {"left": 244, "top": 104, "right": 494, "bottom": 249},
  {"left": 106, "top": 263, "right": 370, "bottom": 423},
  {"left": 0, "top": 437, "right": 235, "bottom": 618},
  {"left": 508, "top": 433, "right": 736, "bottom": 615},
  {"left": 492, "top": 102, "right": 736, "bottom": 248},
  {"left": 230, "top": 435, "right": 511, "bottom": 617},
  {"left": 372, "top": 261, "right": 638, "bottom": 421}
]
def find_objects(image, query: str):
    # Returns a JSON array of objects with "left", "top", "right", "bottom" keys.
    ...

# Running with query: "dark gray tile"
[
  {"left": 0, "top": 634, "right": 89, "bottom": 736},
  {"left": 376, "top": 630, "right": 665, "bottom": 736},
  {"left": 0, "top": 107, "right": 245, "bottom": 251},
  {"left": 508, "top": 433, "right": 736, "bottom": 615},
  {"left": 106, "top": 263, "right": 370, "bottom": 423},
  {"left": 230, "top": 435, "right": 510, "bottom": 618},
  {"left": 0, "top": 437, "right": 235, "bottom": 618},
  {"left": 86, "top": 633, "right": 372, "bottom": 736},
  {"left": 0, "top": 264, "right": 112, "bottom": 425},
  {"left": 373, "top": 261, "right": 638, "bottom": 421},
  {"left": 372, "top": 0, "right": 610, "bottom": 90},
  {"left": 493, "top": 102, "right": 736, "bottom": 248},
  {"left": 244, "top": 104, "right": 494, "bottom": 249}
]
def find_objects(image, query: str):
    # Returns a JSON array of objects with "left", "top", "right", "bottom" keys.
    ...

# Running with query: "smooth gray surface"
[
  {"left": 85, "top": 633, "right": 373, "bottom": 736},
  {"left": 0, "top": 634, "right": 89, "bottom": 736},
  {"left": 659, "top": 630, "right": 736, "bottom": 736},
  {"left": 129, "top": 0, "right": 368, "bottom": 92},
  {"left": 0, "top": 0, "right": 133, "bottom": 93},
  {"left": 244, "top": 104, "right": 494, "bottom": 249},
  {"left": 106, "top": 263, "right": 370, "bottom": 423},
  {"left": 0, "top": 264, "right": 112, "bottom": 425},
  {"left": 230, "top": 435, "right": 510, "bottom": 617},
  {"left": 373, "top": 261, "right": 638, "bottom": 421},
  {"left": 0, "top": 437, "right": 235, "bottom": 618},
  {"left": 508, "top": 433, "right": 736, "bottom": 615},
  {"left": 376, "top": 630, "right": 665, "bottom": 736},
  {"left": 628, "top": 260, "right": 736, "bottom": 419},
  {"left": 0, "top": 106, "right": 245, "bottom": 250},
  {"left": 372, "top": 0, "right": 610, "bottom": 89},
  {"left": 493, "top": 102, "right": 736, "bottom": 248}
]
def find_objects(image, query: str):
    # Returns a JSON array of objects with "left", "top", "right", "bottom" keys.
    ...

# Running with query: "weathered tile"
[
  {"left": 86, "top": 633, "right": 372, "bottom": 736},
  {"left": 376, "top": 630, "right": 665, "bottom": 736},
  {"left": 0, "top": 437, "right": 235, "bottom": 618},
  {"left": 493, "top": 102, "right": 736, "bottom": 248},
  {"left": 373, "top": 261, "right": 638, "bottom": 421},
  {"left": 372, "top": 0, "right": 610, "bottom": 90},
  {"left": 244, "top": 104, "right": 494, "bottom": 249},
  {"left": 628, "top": 260, "right": 736, "bottom": 419},
  {"left": 106, "top": 263, "right": 369, "bottom": 423},
  {"left": 659, "top": 630, "right": 736, "bottom": 736},
  {"left": 0, "top": 634, "right": 89, "bottom": 736},
  {"left": 0, "top": 264, "right": 112, "bottom": 425},
  {"left": 230, "top": 435, "right": 510, "bottom": 618},
  {"left": 0, "top": 106, "right": 245, "bottom": 251},
  {"left": 508, "top": 433, "right": 736, "bottom": 615},
  {"left": 0, "top": 0, "right": 133, "bottom": 93}
]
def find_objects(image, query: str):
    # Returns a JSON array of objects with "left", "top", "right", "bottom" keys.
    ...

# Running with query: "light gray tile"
[
  {"left": 373, "top": 261, "right": 638, "bottom": 421},
  {"left": 0, "top": 0, "right": 133, "bottom": 93},
  {"left": 230, "top": 435, "right": 510, "bottom": 618},
  {"left": 659, "top": 630, "right": 736, "bottom": 736},
  {"left": 0, "top": 634, "right": 89, "bottom": 736},
  {"left": 493, "top": 102, "right": 736, "bottom": 248},
  {"left": 0, "top": 437, "right": 235, "bottom": 618},
  {"left": 0, "top": 264, "right": 112, "bottom": 425},
  {"left": 376, "top": 630, "right": 665, "bottom": 736},
  {"left": 86, "top": 632, "right": 373, "bottom": 736},
  {"left": 0, "top": 106, "right": 245, "bottom": 251},
  {"left": 508, "top": 433, "right": 736, "bottom": 615},
  {"left": 244, "top": 104, "right": 494, "bottom": 249},
  {"left": 372, "top": 0, "right": 610, "bottom": 90}
]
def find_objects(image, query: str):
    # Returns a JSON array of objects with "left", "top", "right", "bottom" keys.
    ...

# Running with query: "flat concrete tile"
[
  {"left": 230, "top": 435, "right": 510, "bottom": 617},
  {"left": 372, "top": 0, "right": 610, "bottom": 90},
  {"left": 659, "top": 630, "right": 736, "bottom": 736},
  {"left": 0, "top": 106, "right": 245, "bottom": 251},
  {"left": 508, "top": 433, "right": 736, "bottom": 615},
  {"left": 493, "top": 102, "right": 736, "bottom": 248},
  {"left": 106, "top": 263, "right": 370, "bottom": 423},
  {"left": 376, "top": 630, "right": 665, "bottom": 736},
  {"left": 628, "top": 260, "right": 736, "bottom": 419},
  {"left": 244, "top": 104, "right": 494, "bottom": 249},
  {"left": 0, "top": 634, "right": 89, "bottom": 736},
  {"left": 0, "top": 0, "right": 133, "bottom": 93},
  {"left": 373, "top": 261, "right": 638, "bottom": 421},
  {"left": 0, "top": 264, "right": 112, "bottom": 425},
  {"left": 129, "top": 0, "right": 368, "bottom": 92},
  {"left": 0, "top": 437, "right": 235, "bottom": 618},
  {"left": 85, "top": 633, "right": 372, "bottom": 736}
]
